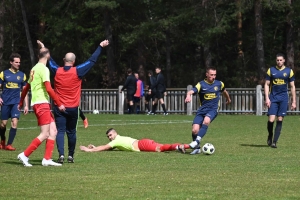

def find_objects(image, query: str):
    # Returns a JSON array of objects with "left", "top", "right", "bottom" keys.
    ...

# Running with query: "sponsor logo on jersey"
[
  {"left": 6, "top": 82, "right": 19, "bottom": 88},
  {"left": 273, "top": 79, "right": 285, "bottom": 85},
  {"left": 204, "top": 93, "right": 217, "bottom": 100}
]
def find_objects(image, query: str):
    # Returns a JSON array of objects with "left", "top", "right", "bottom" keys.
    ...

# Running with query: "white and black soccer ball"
[
  {"left": 202, "top": 143, "right": 215, "bottom": 155},
  {"left": 93, "top": 109, "right": 99, "bottom": 114}
]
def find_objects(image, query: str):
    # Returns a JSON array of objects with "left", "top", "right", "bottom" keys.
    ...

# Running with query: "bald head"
[{"left": 64, "top": 53, "right": 76, "bottom": 63}]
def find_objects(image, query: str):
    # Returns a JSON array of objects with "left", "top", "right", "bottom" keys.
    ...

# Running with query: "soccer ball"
[
  {"left": 93, "top": 109, "right": 99, "bottom": 114},
  {"left": 202, "top": 143, "right": 215, "bottom": 155}
]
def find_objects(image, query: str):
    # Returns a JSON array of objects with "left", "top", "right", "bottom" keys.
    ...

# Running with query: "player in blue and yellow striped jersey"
[
  {"left": 264, "top": 53, "right": 296, "bottom": 148},
  {"left": 0, "top": 53, "right": 28, "bottom": 151},
  {"left": 184, "top": 67, "right": 231, "bottom": 154}
]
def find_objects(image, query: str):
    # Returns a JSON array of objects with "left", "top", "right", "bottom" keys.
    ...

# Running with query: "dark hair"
[
  {"left": 206, "top": 66, "right": 216, "bottom": 72},
  {"left": 276, "top": 53, "right": 285, "bottom": 59},
  {"left": 38, "top": 48, "right": 50, "bottom": 58},
  {"left": 127, "top": 68, "right": 132, "bottom": 74},
  {"left": 106, "top": 128, "right": 115, "bottom": 135},
  {"left": 148, "top": 70, "right": 153, "bottom": 76},
  {"left": 9, "top": 53, "right": 21, "bottom": 62}
]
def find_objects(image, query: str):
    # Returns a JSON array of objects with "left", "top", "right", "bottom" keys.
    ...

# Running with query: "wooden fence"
[{"left": 18, "top": 85, "right": 300, "bottom": 115}]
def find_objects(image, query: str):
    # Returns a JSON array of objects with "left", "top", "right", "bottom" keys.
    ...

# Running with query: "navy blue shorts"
[
  {"left": 133, "top": 97, "right": 141, "bottom": 103},
  {"left": 193, "top": 108, "right": 218, "bottom": 125},
  {"left": 268, "top": 101, "right": 288, "bottom": 116},
  {"left": 1, "top": 104, "right": 20, "bottom": 120}
]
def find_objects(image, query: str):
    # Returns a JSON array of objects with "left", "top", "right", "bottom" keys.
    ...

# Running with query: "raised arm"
[
  {"left": 76, "top": 40, "right": 109, "bottom": 78},
  {"left": 79, "top": 144, "right": 112, "bottom": 152}
]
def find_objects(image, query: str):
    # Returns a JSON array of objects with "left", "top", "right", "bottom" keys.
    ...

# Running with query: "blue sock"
[
  {"left": 0, "top": 127, "right": 6, "bottom": 141},
  {"left": 197, "top": 124, "right": 208, "bottom": 141},
  {"left": 273, "top": 121, "right": 282, "bottom": 143},
  {"left": 7, "top": 128, "right": 17, "bottom": 145}
]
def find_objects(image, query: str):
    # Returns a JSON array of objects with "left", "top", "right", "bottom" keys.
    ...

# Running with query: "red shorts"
[
  {"left": 33, "top": 103, "right": 54, "bottom": 126},
  {"left": 138, "top": 139, "right": 162, "bottom": 152}
]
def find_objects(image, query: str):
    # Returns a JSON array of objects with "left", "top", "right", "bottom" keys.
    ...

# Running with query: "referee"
[{"left": 120, "top": 68, "right": 137, "bottom": 114}]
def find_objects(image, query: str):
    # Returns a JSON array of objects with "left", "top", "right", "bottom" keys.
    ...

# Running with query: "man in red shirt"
[
  {"left": 39, "top": 40, "right": 109, "bottom": 164},
  {"left": 133, "top": 72, "right": 144, "bottom": 114}
]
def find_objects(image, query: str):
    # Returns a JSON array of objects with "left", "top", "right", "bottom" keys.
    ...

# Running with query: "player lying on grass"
[{"left": 80, "top": 128, "right": 189, "bottom": 153}]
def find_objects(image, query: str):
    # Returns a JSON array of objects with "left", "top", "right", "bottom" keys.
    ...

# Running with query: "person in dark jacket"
[
  {"left": 120, "top": 68, "right": 137, "bottom": 114},
  {"left": 151, "top": 67, "right": 168, "bottom": 115},
  {"left": 145, "top": 70, "right": 156, "bottom": 114}
]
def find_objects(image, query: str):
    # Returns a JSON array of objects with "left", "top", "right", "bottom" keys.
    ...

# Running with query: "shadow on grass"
[
  {"left": 2, "top": 159, "right": 43, "bottom": 166},
  {"left": 240, "top": 144, "right": 269, "bottom": 148}
]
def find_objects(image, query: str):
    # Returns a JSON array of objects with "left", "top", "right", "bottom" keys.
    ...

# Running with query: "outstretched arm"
[
  {"left": 76, "top": 40, "right": 109, "bottom": 78},
  {"left": 80, "top": 144, "right": 112, "bottom": 152}
]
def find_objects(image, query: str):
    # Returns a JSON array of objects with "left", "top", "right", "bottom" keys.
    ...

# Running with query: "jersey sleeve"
[
  {"left": 76, "top": 46, "right": 102, "bottom": 78},
  {"left": 22, "top": 73, "right": 27, "bottom": 87},
  {"left": 265, "top": 68, "right": 271, "bottom": 81},
  {"left": 108, "top": 139, "right": 117, "bottom": 148},
  {"left": 192, "top": 82, "right": 201, "bottom": 94},
  {"left": 220, "top": 81, "right": 225, "bottom": 92},
  {"left": 0, "top": 71, "right": 4, "bottom": 85},
  {"left": 48, "top": 57, "right": 59, "bottom": 75},
  {"left": 289, "top": 69, "right": 295, "bottom": 82},
  {"left": 41, "top": 67, "right": 51, "bottom": 83}
]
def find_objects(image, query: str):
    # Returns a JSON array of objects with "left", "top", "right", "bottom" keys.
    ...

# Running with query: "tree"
[
  {"left": 286, "top": 0, "right": 294, "bottom": 69},
  {"left": 0, "top": 0, "right": 5, "bottom": 70}
]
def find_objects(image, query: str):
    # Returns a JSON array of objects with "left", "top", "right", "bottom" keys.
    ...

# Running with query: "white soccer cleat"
[
  {"left": 189, "top": 141, "right": 199, "bottom": 149},
  {"left": 42, "top": 158, "right": 62, "bottom": 166},
  {"left": 17, "top": 152, "right": 32, "bottom": 167}
]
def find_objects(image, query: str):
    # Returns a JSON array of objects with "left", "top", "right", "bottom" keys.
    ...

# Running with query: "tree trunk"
[
  {"left": 0, "top": 0, "right": 4, "bottom": 71},
  {"left": 165, "top": 29, "right": 171, "bottom": 87},
  {"left": 286, "top": 0, "right": 294, "bottom": 69},
  {"left": 103, "top": 9, "right": 115, "bottom": 87},
  {"left": 254, "top": 0, "right": 266, "bottom": 85},
  {"left": 236, "top": 0, "right": 245, "bottom": 87},
  {"left": 19, "top": 0, "right": 35, "bottom": 66},
  {"left": 204, "top": 46, "right": 212, "bottom": 68},
  {"left": 137, "top": 40, "right": 146, "bottom": 83}
]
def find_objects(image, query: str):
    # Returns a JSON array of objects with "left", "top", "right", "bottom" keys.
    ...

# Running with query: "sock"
[
  {"left": 192, "top": 133, "right": 197, "bottom": 141},
  {"left": 273, "top": 121, "right": 283, "bottom": 143},
  {"left": 160, "top": 143, "right": 180, "bottom": 152},
  {"left": 0, "top": 127, "right": 6, "bottom": 141},
  {"left": 152, "top": 104, "right": 157, "bottom": 113},
  {"left": 44, "top": 139, "right": 55, "bottom": 160},
  {"left": 79, "top": 109, "right": 86, "bottom": 121},
  {"left": 197, "top": 124, "right": 208, "bottom": 141},
  {"left": 24, "top": 138, "right": 42, "bottom": 157},
  {"left": 7, "top": 128, "right": 17, "bottom": 145},
  {"left": 161, "top": 103, "right": 167, "bottom": 113},
  {"left": 145, "top": 103, "right": 150, "bottom": 112},
  {"left": 267, "top": 121, "right": 274, "bottom": 139}
]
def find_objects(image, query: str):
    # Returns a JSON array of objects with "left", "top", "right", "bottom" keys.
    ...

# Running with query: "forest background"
[{"left": 0, "top": 0, "right": 299, "bottom": 89}]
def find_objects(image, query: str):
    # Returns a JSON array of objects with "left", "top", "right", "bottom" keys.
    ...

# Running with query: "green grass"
[{"left": 0, "top": 114, "right": 300, "bottom": 200}]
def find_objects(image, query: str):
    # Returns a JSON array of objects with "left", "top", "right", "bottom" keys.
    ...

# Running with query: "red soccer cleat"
[
  {"left": 0, "top": 140, "right": 5, "bottom": 150},
  {"left": 83, "top": 118, "right": 88, "bottom": 129},
  {"left": 5, "top": 145, "right": 16, "bottom": 151}
]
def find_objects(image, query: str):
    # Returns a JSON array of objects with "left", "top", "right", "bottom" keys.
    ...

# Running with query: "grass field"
[{"left": 0, "top": 114, "right": 300, "bottom": 200}]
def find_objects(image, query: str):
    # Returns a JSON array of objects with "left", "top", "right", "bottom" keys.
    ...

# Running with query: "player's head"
[
  {"left": 64, "top": 53, "right": 76, "bottom": 66},
  {"left": 276, "top": 53, "right": 285, "bottom": 67},
  {"left": 155, "top": 67, "right": 161, "bottom": 74},
  {"left": 9, "top": 53, "right": 21, "bottom": 70},
  {"left": 106, "top": 128, "right": 118, "bottom": 141},
  {"left": 148, "top": 70, "right": 153, "bottom": 76},
  {"left": 134, "top": 72, "right": 139, "bottom": 79},
  {"left": 205, "top": 66, "right": 217, "bottom": 83},
  {"left": 38, "top": 47, "right": 50, "bottom": 60},
  {"left": 127, "top": 68, "right": 132, "bottom": 75}
]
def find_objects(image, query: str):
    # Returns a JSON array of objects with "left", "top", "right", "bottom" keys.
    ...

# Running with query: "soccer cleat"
[
  {"left": 267, "top": 138, "right": 272, "bottom": 146},
  {"left": 57, "top": 155, "right": 65, "bottom": 164},
  {"left": 189, "top": 140, "right": 199, "bottom": 149},
  {"left": 146, "top": 111, "right": 152, "bottom": 115},
  {"left": 0, "top": 140, "right": 5, "bottom": 149},
  {"left": 17, "top": 152, "right": 32, "bottom": 167},
  {"left": 83, "top": 118, "right": 88, "bottom": 128},
  {"left": 67, "top": 156, "right": 74, "bottom": 163},
  {"left": 177, "top": 144, "right": 186, "bottom": 154},
  {"left": 271, "top": 142, "right": 277, "bottom": 148},
  {"left": 5, "top": 145, "right": 16, "bottom": 151},
  {"left": 163, "top": 112, "right": 169, "bottom": 115},
  {"left": 190, "top": 148, "right": 201, "bottom": 155},
  {"left": 42, "top": 158, "right": 62, "bottom": 166}
]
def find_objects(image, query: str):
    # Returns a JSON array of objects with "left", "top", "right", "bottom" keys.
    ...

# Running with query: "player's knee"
[
  {"left": 0, "top": 123, "right": 6, "bottom": 129},
  {"left": 192, "top": 127, "right": 199, "bottom": 135}
]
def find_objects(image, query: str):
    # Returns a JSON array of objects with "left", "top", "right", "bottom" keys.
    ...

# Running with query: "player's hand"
[
  {"left": 226, "top": 99, "right": 231, "bottom": 104},
  {"left": 58, "top": 105, "right": 66, "bottom": 112},
  {"left": 185, "top": 95, "right": 191, "bottom": 103},
  {"left": 17, "top": 103, "right": 22, "bottom": 111},
  {"left": 37, "top": 40, "right": 45, "bottom": 48},
  {"left": 119, "top": 90, "right": 122, "bottom": 93},
  {"left": 265, "top": 98, "right": 271, "bottom": 108},
  {"left": 88, "top": 144, "right": 96, "bottom": 149},
  {"left": 291, "top": 102, "right": 296, "bottom": 111},
  {"left": 164, "top": 92, "right": 167, "bottom": 96},
  {"left": 80, "top": 145, "right": 90, "bottom": 152},
  {"left": 23, "top": 106, "right": 29, "bottom": 115},
  {"left": 100, "top": 40, "right": 109, "bottom": 47},
  {"left": 0, "top": 98, "right": 3, "bottom": 106}
]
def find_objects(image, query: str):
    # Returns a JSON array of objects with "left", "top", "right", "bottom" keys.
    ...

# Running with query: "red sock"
[
  {"left": 24, "top": 138, "right": 42, "bottom": 157},
  {"left": 44, "top": 139, "right": 55, "bottom": 160},
  {"left": 184, "top": 144, "right": 190, "bottom": 149},
  {"left": 160, "top": 143, "right": 181, "bottom": 152}
]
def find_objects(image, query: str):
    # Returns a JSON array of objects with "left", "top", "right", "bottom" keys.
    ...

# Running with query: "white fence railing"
[{"left": 20, "top": 85, "right": 300, "bottom": 115}]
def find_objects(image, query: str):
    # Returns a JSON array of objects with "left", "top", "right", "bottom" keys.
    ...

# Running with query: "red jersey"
[{"left": 54, "top": 67, "right": 82, "bottom": 107}]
